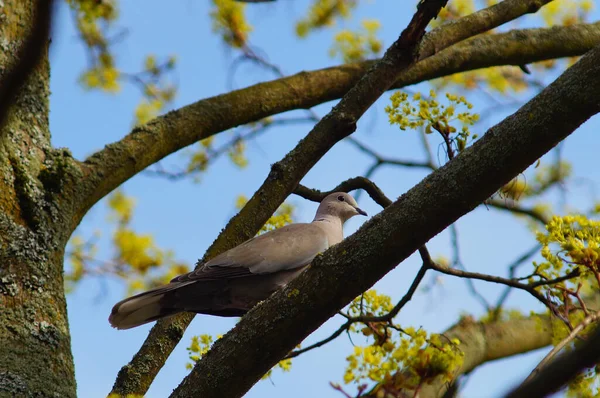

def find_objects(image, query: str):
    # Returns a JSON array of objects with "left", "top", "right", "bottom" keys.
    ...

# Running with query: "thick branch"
[
  {"left": 417, "top": 0, "right": 550, "bottom": 59},
  {"left": 76, "top": 19, "right": 600, "bottom": 222},
  {"left": 367, "top": 294, "right": 600, "bottom": 398},
  {"left": 506, "top": 315, "right": 600, "bottom": 398},
  {"left": 371, "top": 314, "right": 555, "bottom": 398},
  {"left": 109, "top": 11, "right": 600, "bottom": 398},
  {"left": 524, "top": 309, "right": 600, "bottom": 383},
  {"left": 169, "top": 41, "right": 600, "bottom": 398}
]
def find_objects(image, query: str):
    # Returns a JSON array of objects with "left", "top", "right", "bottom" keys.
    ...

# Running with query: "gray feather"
[{"left": 108, "top": 192, "right": 367, "bottom": 330}]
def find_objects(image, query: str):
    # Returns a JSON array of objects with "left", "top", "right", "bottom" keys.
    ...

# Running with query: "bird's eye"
[{"left": 337, "top": 195, "right": 345, "bottom": 202}]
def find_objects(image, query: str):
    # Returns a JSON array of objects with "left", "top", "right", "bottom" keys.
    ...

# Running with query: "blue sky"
[{"left": 48, "top": 0, "right": 600, "bottom": 397}]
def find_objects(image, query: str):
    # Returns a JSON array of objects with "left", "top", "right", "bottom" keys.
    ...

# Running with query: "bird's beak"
[{"left": 355, "top": 207, "right": 368, "bottom": 216}]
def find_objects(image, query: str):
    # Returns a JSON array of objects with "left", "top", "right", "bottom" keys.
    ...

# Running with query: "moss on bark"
[{"left": 0, "top": 1, "right": 76, "bottom": 396}]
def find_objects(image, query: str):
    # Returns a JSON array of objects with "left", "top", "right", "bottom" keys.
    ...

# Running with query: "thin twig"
[
  {"left": 346, "top": 137, "right": 431, "bottom": 169},
  {"left": 143, "top": 117, "right": 315, "bottom": 180},
  {"left": 285, "top": 320, "right": 352, "bottom": 359},
  {"left": 348, "top": 261, "right": 430, "bottom": 324},
  {"left": 286, "top": 247, "right": 431, "bottom": 359},
  {"left": 295, "top": 178, "right": 392, "bottom": 208},
  {"left": 419, "top": 129, "right": 438, "bottom": 169},
  {"left": 450, "top": 224, "right": 492, "bottom": 311},
  {"left": 487, "top": 199, "right": 550, "bottom": 224},
  {"left": 494, "top": 244, "right": 545, "bottom": 313},
  {"left": 431, "top": 261, "right": 548, "bottom": 306}
]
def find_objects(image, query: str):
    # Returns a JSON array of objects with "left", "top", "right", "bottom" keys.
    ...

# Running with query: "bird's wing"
[{"left": 171, "top": 223, "right": 329, "bottom": 283}]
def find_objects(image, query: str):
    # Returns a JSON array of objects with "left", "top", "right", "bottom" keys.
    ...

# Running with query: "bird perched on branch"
[{"left": 109, "top": 192, "right": 367, "bottom": 329}]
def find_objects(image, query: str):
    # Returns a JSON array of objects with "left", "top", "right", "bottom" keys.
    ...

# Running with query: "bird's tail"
[{"left": 108, "top": 282, "right": 193, "bottom": 330}]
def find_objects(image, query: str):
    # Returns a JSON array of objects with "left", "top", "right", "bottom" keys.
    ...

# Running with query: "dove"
[{"left": 109, "top": 192, "right": 367, "bottom": 329}]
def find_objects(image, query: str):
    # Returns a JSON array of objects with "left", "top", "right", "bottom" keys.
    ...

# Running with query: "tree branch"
[
  {"left": 75, "top": 19, "right": 600, "bottom": 222},
  {"left": 449, "top": 224, "right": 493, "bottom": 311},
  {"left": 366, "top": 296, "right": 600, "bottom": 398},
  {"left": 369, "top": 312, "right": 555, "bottom": 398},
  {"left": 348, "top": 258, "right": 430, "bottom": 324},
  {"left": 429, "top": 258, "right": 553, "bottom": 308},
  {"left": 284, "top": 319, "right": 353, "bottom": 360},
  {"left": 416, "top": 0, "right": 551, "bottom": 60},
  {"left": 286, "top": 248, "right": 430, "bottom": 359},
  {"left": 524, "top": 309, "right": 600, "bottom": 383},
  {"left": 169, "top": 39, "right": 600, "bottom": 398},
  {"left": 494, "top": 244, "right": 542, "bottom": 314},
  {"left": 109, "top": 11, "right": 599, "bottom": 398},
  {"left": 345, "top": 137, "right": 434, "bottom": 170},
  {"left": 295, "top": 177, "right": 392, "bottom": 208},
  {"left": 506, "top": 313, "right": 600, "bottom": 398},
  {"left": 487, "top": 199, "right": 550, "bottom": 224}
]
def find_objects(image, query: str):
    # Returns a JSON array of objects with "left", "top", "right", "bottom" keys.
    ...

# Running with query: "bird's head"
[{"left": 316, "top": 192, "right": 367, "bottom": 223}]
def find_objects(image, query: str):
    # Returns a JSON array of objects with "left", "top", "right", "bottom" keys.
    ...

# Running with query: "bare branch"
[
  {"left": 449, "top": 224, "right": 493, "bottom": 311},
  {"left": 285, "top": 320, "right": 352, "bottom": 359},
  {"left": 420, "top": 245, "right": 582, "bottom": 324},
  {"left": 349, "top": 259, "right": 430, "bottom": 324},
  {"left": 487, "top": 199, "right": 550, "bottom": 224},
  {"left": 416, "top": 0, "right": 551, "bottom": 61},
  {"left": 295, "top": 177, "right": 392, "bottom": 208},
  {"left": 508, "top": 245, "right": 542, "bottom": 279},
  {"left": 429, "top": 256, "right": 565, "bottom": 311},
  {"left": 76, "top": 20, "right": 600, "bottom": 222},
  {"left": 143, "top": 117, "right": 315, "bottom": 181},
  {"left": 346, "top": 137, "right": 433, "bottom": 170},
  {"left": 494, "top": 244, "right": 547, "bottom": 313}
]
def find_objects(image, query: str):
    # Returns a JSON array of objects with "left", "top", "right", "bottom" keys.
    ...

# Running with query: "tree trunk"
[{"left": 0, "top": 1, "right": 76, "bottom": 396}]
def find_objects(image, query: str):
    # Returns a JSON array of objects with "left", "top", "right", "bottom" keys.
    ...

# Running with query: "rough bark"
[
  {"left": 170, "top": 45, "right": 600, "bottom": 398},
  {"left": 0, "top": 0, "right": 53, "bottom": 131},
  {"left": 506, "top": 315, "right": 600, "bottom": 398},
  {"left": 0, "top": 1, "right": 77, "bottom": 396}
]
